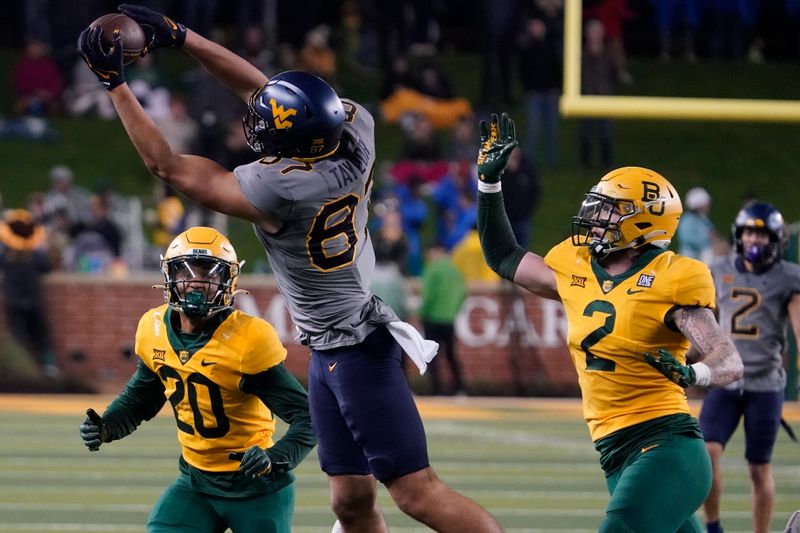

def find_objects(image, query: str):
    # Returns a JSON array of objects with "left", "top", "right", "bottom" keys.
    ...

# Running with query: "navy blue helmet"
[
  {"left": 732, "top": 201, "right": 786, "bottom": 268},
  {"left": 243, "top": 70, "right": 345, "bottom": 160}
]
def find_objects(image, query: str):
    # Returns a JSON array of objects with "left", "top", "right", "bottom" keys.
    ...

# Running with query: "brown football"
[{"left": 89, "top": 13, "right": 146, "bottom": 65}]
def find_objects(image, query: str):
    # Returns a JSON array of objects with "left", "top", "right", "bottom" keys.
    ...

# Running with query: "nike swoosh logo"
[
  {"left": 627, "top": 288, "right": 644, "bottom": 295},
  {"left": 164, "top": 16, "right": 178, "bottom": 30},
  {"left": 641, "top": 444, "right": 660, "bottom": 453},
  {"left": 201, "top": 360, "right": 217, "bottom": 367},
  {"left": 328, "top": 362, "right": 338, "bottom": 372}
]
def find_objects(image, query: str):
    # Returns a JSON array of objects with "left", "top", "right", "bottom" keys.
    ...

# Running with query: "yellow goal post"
[{"left": 560, "top": 0, "right": 800, "bottom": 122}]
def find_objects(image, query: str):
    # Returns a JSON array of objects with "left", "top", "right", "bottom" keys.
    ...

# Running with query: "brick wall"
[{"left": 1, "top": 272, "right": 580, "bottom": 395}]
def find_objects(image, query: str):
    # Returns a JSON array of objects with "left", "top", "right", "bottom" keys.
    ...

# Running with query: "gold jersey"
[
  {"left": 544, "top": 239, "right": 715, "bottom": 441},
  {"left": 135, "top": 305, "right": 287, "bottom": 471}
]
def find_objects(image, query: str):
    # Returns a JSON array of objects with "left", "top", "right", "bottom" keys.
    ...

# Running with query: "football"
[{"left": 89, "top": 13, "right": 146, "bottom": 65}]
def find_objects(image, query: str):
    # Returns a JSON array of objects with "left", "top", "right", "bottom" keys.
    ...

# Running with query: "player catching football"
[
  {"left": 79, "top": 227, "right": 316, "bottom": 533},
  {"left": 476, "top": 113, "right": 743, "bottom": 532},
  {"left": 77, "top": 5, "right": 503, "bottom": 533}
]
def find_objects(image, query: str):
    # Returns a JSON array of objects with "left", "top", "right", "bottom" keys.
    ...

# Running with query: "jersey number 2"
[
  {"left": 158, "top": 367, "right": 230, "bottom": 438},
  {"left": 730, "top": 287, "right": 761, "bottom": 337},
  {"left": 581, "top": 300, "right": 617, "bottom": 371}
]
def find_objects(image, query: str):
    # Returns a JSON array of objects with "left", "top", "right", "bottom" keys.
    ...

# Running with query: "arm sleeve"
[
  {"left": 101, "top": 360, "right": 167, "bottom": 442},
  {"left": 477, "top": 191, "right": 528, "bottom": 281},
  {"left": 240, "top": 364, "right": 316, "bottom": 469}
]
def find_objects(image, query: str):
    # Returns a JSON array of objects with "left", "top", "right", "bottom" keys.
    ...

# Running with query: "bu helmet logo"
[
  {"left": 270, "top": 98, "right": 296, "bottom": 129},
  {"left": 641, "top": 181, "right": 665, "bottom": 215}
]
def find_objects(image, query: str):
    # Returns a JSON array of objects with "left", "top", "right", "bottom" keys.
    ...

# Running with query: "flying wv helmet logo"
[
  {"left": 641, "top": 181, "right": 665, "bottom": 215},
  {"left": 270, "top": 98, "right": 297, "bottom": 129}
]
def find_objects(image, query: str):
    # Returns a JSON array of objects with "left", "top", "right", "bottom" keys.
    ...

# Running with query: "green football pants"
[
  {"left": 147, "top": 474, "right": 295, "bottom": 533},
  {"left": 599, "top": 433, "right": 711, "bottom": 533}
]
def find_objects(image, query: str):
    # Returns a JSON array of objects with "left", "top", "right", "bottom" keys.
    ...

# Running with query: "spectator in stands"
[
  {"left": 414, "top": 63, "right": 454, "bottom": 99},
  {"left": 381, "top": 55, "right": 416, "bottom": 99},
  {"left": 518, "top": 17, "right": 561, "bottom": 169},
  {"left": 68, "top": 195, "right": 124, "bottom": 274},
  {"left": 0, "top": 209, "right": 59, "bottom": 378},
  {"left": 419, "top": 245, "right": 468, "bottom": 396},
  {"left": 152, "top": 186, "right": 189, "bottom": 249},
  {"left": 399, "top": 112, "right": 442, "bottom": 161},
  {"left": 500, "top": 148, "right": 540, "bottom": 249},
  {"left": 480, "top": 0, "right": 517, "bottom": 107},
  {"left": 64, "top": 56, "right": 115, "bottom": 119},
  {"left": 299, "top": 25, "right": 337, "bottom": 84},
  {"left": 650, "top": 0, "right": 701, "bottom": 62},
  {"left": 709, "top": 0, "right": 749, "bottom": 60},
  {"left": 156, "top": 94, "right": 199, "bottom": 154},
  {"left": 446, "top": 115, "right": 480, "bottom": 164},
  {"left": 394, "top": 175, "right": 428, "bottom": 276},
  {"left": 431, "top": 162, "right": 478, "bottom": 251},
  {"left": 12, "top": 38, "right": 64, "bottom": 117},
  {"left": 74, "top": 194, "right": 123, "bottom": 259},
  {"left": 42, "top": 165, "right": 92, "bottom": 228},
  {"left": 579, "top": 19, "right": 617, "bottom": 171},
  {"left": 370, "top": 204, "right": 410, "bottom": 320},
  {"left": 677, "top": 187, "right": 720, "bottom": 264},
  {"left": 372, "top": 197, "right": 410, "bottom": 275},
  {"left": 239, "top": 25, "right": 275, "bottom": 75},
  {"left": 451, "top": 225, "right": 500, "bottom": 284},
  {"left": 128, "top": 54, "right": 171, "bottom": 121},
  {"left": 584, "top": 0, "right": 634, "bottom": 83}
]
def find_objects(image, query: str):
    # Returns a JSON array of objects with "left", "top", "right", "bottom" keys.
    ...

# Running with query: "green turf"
[{"left": 0, "top": 400, "right": 798, "bottom": 532}]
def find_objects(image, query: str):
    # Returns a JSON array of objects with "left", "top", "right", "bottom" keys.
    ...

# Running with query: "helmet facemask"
[
  {"left": 572, "top": 192, "right": 637, "bottom": 258},
  {"left": 736, "top": 228, "right": 781, "bottom": 269},
  {"left": 162, "top": 256, "right": 237, "bottom": 318},
  {"left": 733, "top": 202, "right": 786, "bottom": 269},
  {"left": 242, "top": 104, "right": 268, "bottom": 154}
]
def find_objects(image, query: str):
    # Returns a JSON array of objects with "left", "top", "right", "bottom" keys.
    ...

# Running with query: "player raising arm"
[
  {"left": 476, "top": 113, "right": 743, "bottom": 532},
  {"left": 78, "top": 5, "right": 504, "bottom": 533},
  {"left": 79, "top": 227, "right": 315, "bottom": 533}
]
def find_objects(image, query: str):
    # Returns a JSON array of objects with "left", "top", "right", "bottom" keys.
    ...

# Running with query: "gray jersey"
[
  {"left": 711, "top": 254, "right": 800, "bottom": 391},
  {"left": 235, "top": 99, "right": 397, "bottom": 349}
]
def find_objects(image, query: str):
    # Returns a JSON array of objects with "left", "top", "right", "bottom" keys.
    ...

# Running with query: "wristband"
[
  {"left": 478, "top": 181, "right": 502, "bottom": 194},
  {"left": 690, "top": 362, "right": 711, "bottom": 386}
]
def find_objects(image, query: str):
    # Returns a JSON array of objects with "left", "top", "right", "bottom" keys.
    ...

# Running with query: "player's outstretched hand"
[
  {"left": 477, "top": 112, "right": 518, "bottom": 185},
  {"left": 644, "top": 349, "right": 696, "bottom": 388},
  {"left": 77, "top": 27, "right": 126, "bottom": 91},
  {"left": 118, "top": 4, "right": 186, "bottom": 51},
  {"left": 80, "top": 408, "right": 107, "bottom": 451},
  {"left": 229, "top": 446, "right": 273, "bottom": 478}
]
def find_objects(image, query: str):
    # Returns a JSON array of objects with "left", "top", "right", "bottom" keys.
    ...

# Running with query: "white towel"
[{"left": 386, "top": 321, "right": 439, "bottom": 375}]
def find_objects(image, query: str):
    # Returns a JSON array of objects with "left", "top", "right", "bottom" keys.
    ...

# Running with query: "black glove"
[
  {"left": 229, "top": 447, "right": 273, "bottom": 479},
  {"left": 77, "top": 27, "right": 125, "bottom": 91},
  {"left": 644, "top": 349, "right": 696, "bottom": 388},
  {"left": 118, "top": 4, "right": 186, "bottom": 51},
  {"left": 477, "top": 112, "right": 518, "bottom": 184},
  {"left": 80, "top": 408, "right": 108, "bottom": 451}
]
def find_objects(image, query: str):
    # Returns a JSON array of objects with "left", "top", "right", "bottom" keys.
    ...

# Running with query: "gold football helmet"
[
  {"left": 571, "top": 167, "right": 682, "bottom": 257},
  {"left": 159, "top": 227, "right": 242, "bottom": 317}
]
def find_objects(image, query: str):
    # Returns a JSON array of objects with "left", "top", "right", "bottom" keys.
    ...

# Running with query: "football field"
[{"left": 0, "top": 395, "right": 798, "bottom": 533}]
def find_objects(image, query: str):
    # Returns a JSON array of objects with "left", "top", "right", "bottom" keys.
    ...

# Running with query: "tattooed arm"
[{"left": 671, "top": 306, "right": 743, "bottom": 387}]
